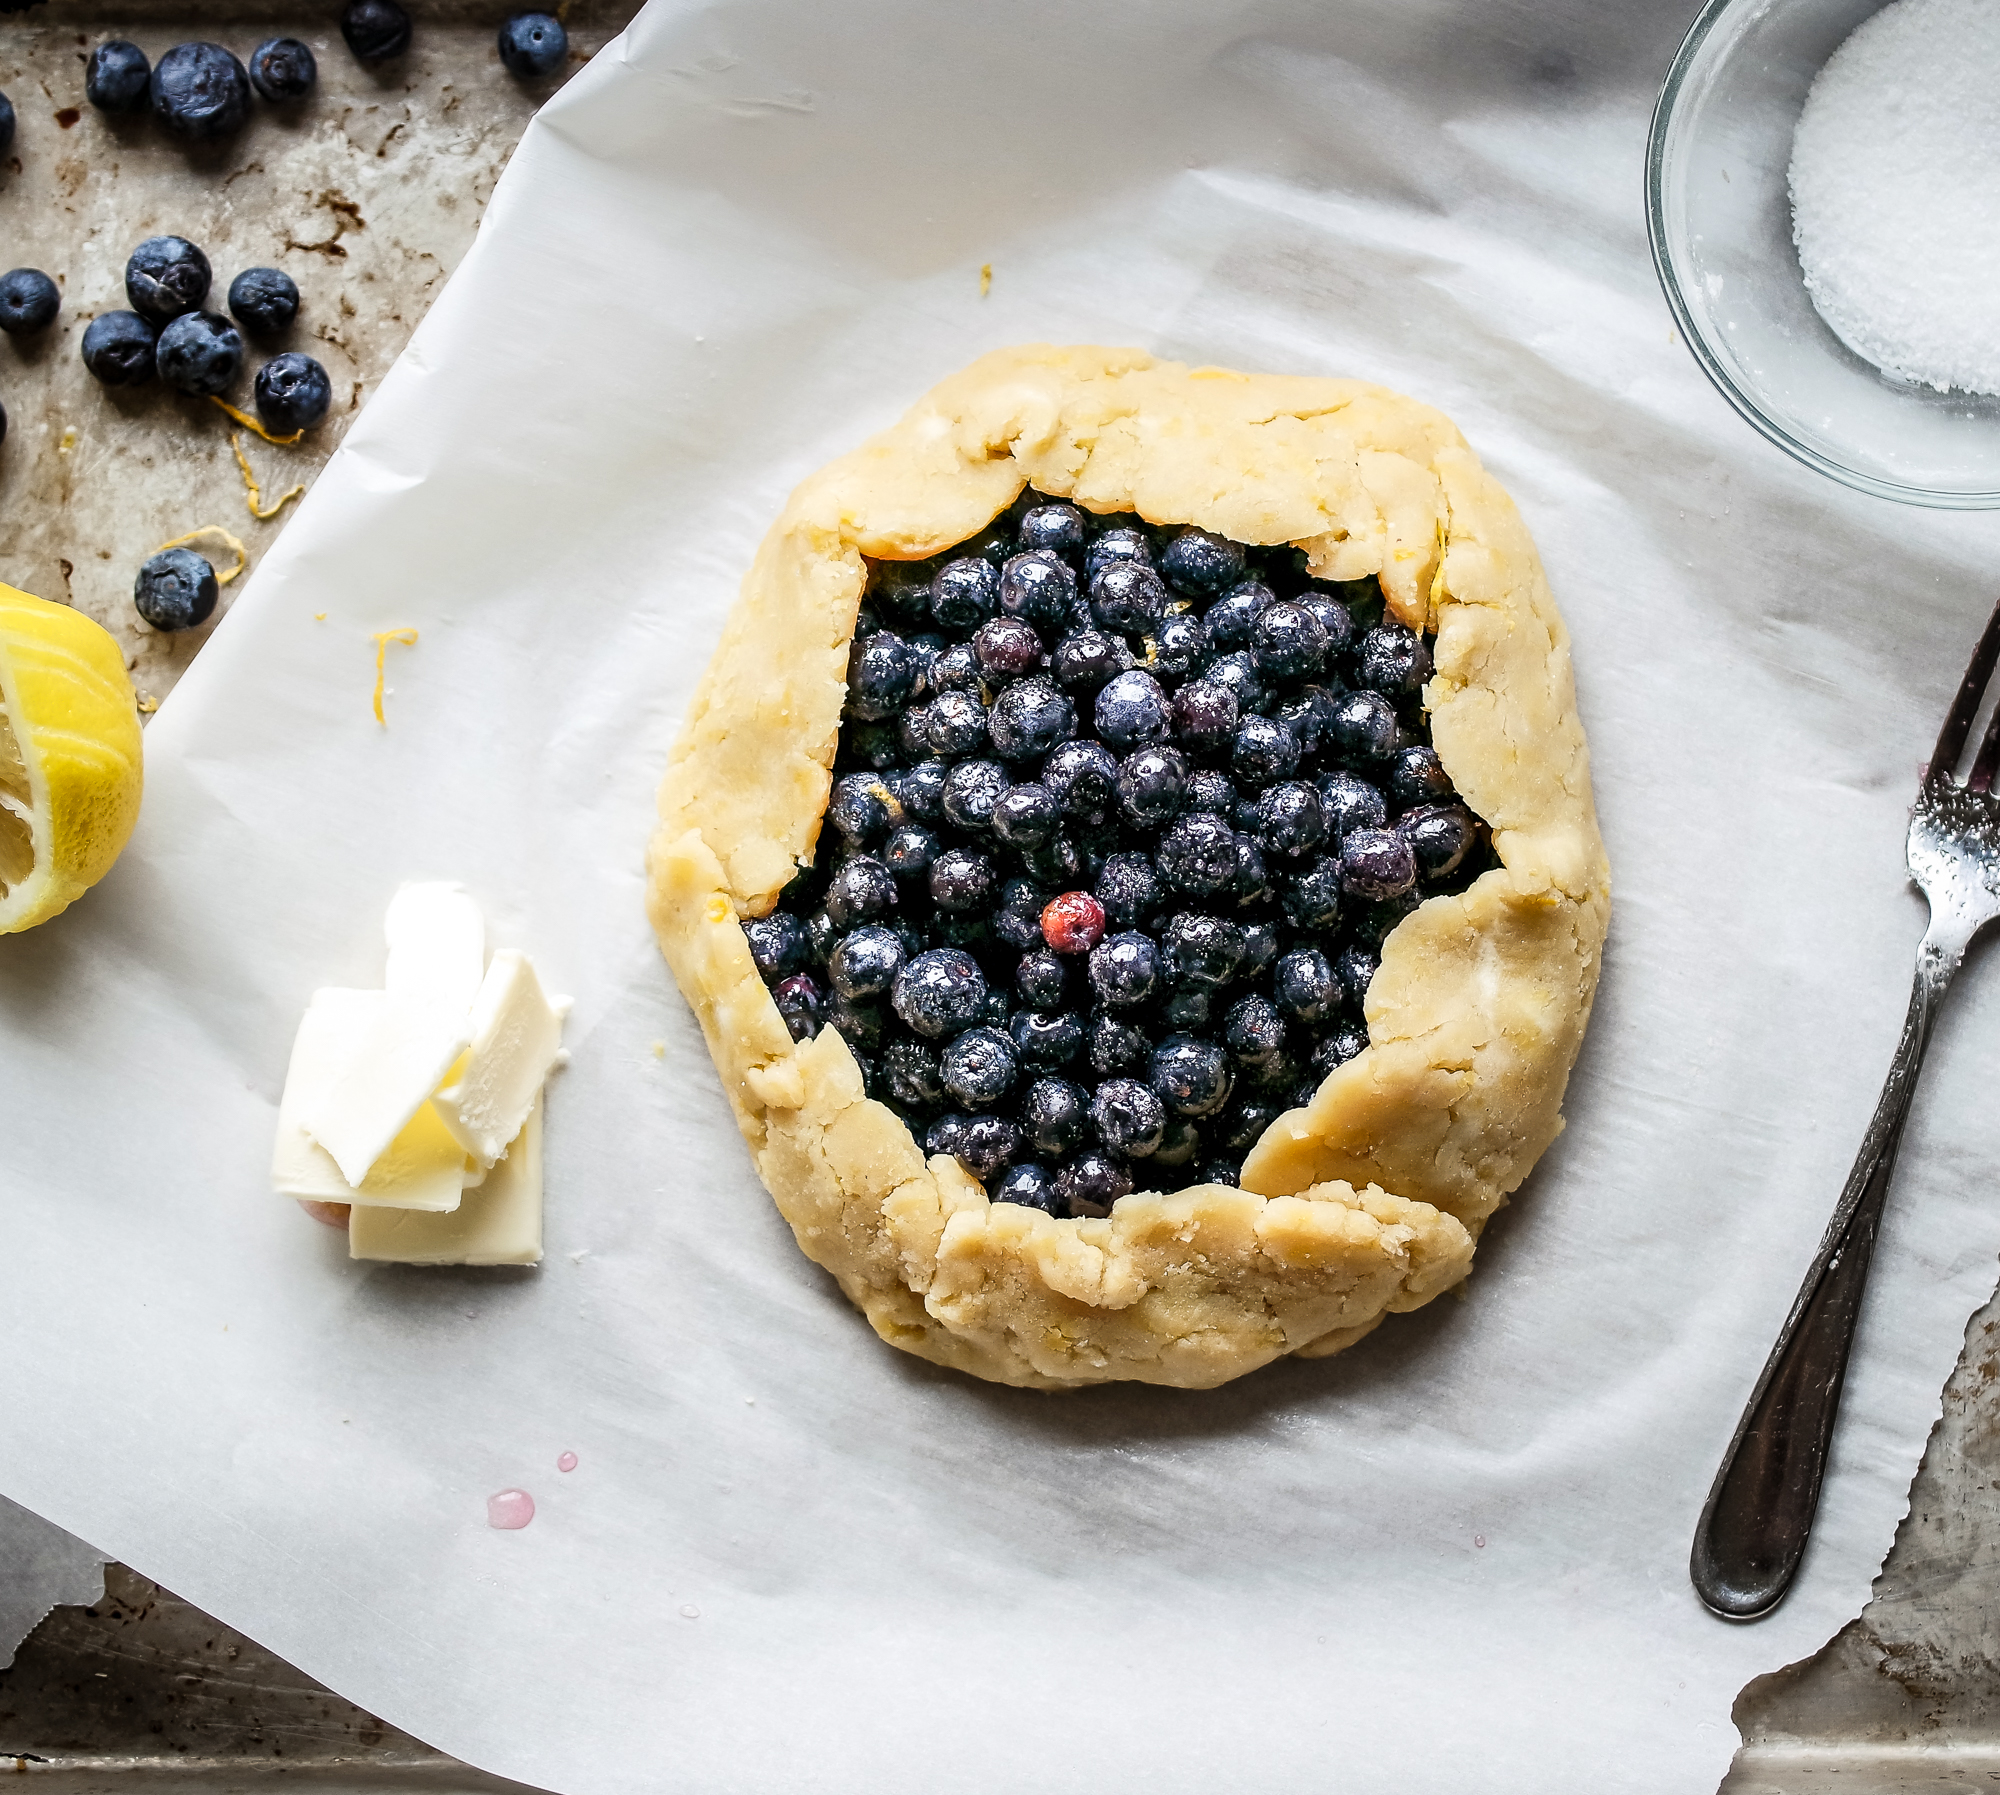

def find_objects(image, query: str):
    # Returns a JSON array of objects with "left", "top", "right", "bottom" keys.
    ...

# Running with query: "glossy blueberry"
[
  {"left": 1151, "top": 1034, "right": 1233, "bottom": 1117},
  {"left": 1094, "top": 669, "right": 1169, "bottom": 751},
  {"left": 1318, "top": 769, "right": 1389, "bottom": 841},
  {"left": 1255, "top": 780, "right": 1327, "bottom": 858},
  {"left": 925, "top": 1112, "right": 970, "bottom": 1160},
  {"left": 1051, "top": 628, "right": 1132, "bottom": 692},
  {"left": 1009, "top": 1007, "right": 1084, "bottom": 1069},
  {"left": 87, "top": 41, "right": 152, "bottom": 112},
  {"left": 985, "top": 784, "right": 1052, "bottom": 852},
  {"left": 1022, "top": 834, "right": 1086, "bottom": 887},
  {"left": 1090, "top": 1078, "right": 1165, "bottom": 1157},
  {"left": 247, "top": 37, "right": 317, "bottom": 101},
  {"left": 940, "top": 759, "right": 1006, "bottom": 834},
  {"left": 993, "top": 1162, "right": 1060, "bottom": 1214},
  {"left": 133, "top": 548, "right": 218, "bottom": 631},
  {"left": 828, "top": 925, "right": 905, "bottom": 1000},
  {"left": 772, "top": 973, "right": 824, "bottom": 1041},
  {"left": 1323, "top": 688, "right": 1398, "bottom": 763},
  {"left": 1183, "top": 769, "right": 1236, "bottom": 815},
  {"left": 1218, "top": 1097, "right": 1286, "bottom": 1156},
  {"left": 999, "top": 550, "right": 1076, "bottom": 629},
  {"left": 1326, "top": 1024, "right": 1371, "bottom": 1068},
  {"left": 151, "top": 43, "right": 251, "bottom": 140},
  {"left": 342, "top": 0, "right": 413, "bottom": 63},
  {"left": 972, "top": 615, "right": 1043, "bottom": 682},
  {"left": 885, "top": 1037, "right": 945, "bottom": 1110},
  {"left": 1201, "top": 1158, "right": 1242, "bottom": 1188},
  {"left": 894, "top": 705, "right": 934, "bottom": 759},
  {"left": 1084, "top": 527, "right": 1151, "bottom": 580},
  {"left": 1274, "top": 691, "right": 1328, "bottom": 760},
  {"left": 1204, "top": 651, "right": 1267, "bottom": 718},
  {"left": 253, "top": 351, "right": 331, "bottom": 432},
  {"left": 826, "top": 992, "right": 886, "bottom": 1054},
  {"left": 125, "top": 236, "right": 211, "bottom": 324},
  {"left": 1224, "top": 995, "right": 1287, "bottom": 1067},
  {"left": 1358, "top": 621, "right": 1432, "bottom": 695},
  {"left": 0, "top": 270, "right": 58, "bottom": 336},
  {"left": 1339, "top": 827, "right": 1417, "bottom": 900},
  {"left": 846, "top": 629, "right": 921, "bottom": 720},
  {"left": 1043, "top": 739, "right": 1120, "bottom": 825},
  {"left": 956, "top": 1114, "right": 1020, "bottom": 1181},
  {"left": 925, "top": 690, "right": 988, "bottom": 759},
  {"left": 930, "top": 556, "right": 999, "bottom": 630},
  {"left": 1018, "top": 502, "right": 1085, "bottom": 558},
  {"left": 1157, "top": 988, "right": 1211, "bottom": 1032},
  {"left": 1273, "top": 947, "right": 1339, "bottom": 1024},
  {"left": 892, "top": 947, "right": 988, "bottom": 1039},
  {"left": 1298, "top": 591, "right": 1356, "bottom": 655},
  {"left": 1086, "top": 1013, "right": 1152, "bottom": 1077},
  {"left": 1152, "top": 1118, "right": 1203, "bottom": 1168},
  {"left": 1279, "top": 856, "right": 1344, "bottom": 930},
  {"left": 743, "top": 913, "right": 808, "bottom": 981},
  {"left": 1056, "top": 1152, "right": 1132, "bottom": 1219},
  {"left": 1089, "top": 561, "right": 1167, "bottom": 635},
  {"left": 1203, "top": 581, "right": 1276, "bottom": 652},
  {"left": 1239, "top": 919, "right": 1279, "bottom": 979},
  {"left": 1387, "top": 745, "right": 1454, "bottom": 811},
  {"left": 1021, "top": 1076, "right": 1089, "bottom": 1158},
  {"left": 1016, "top": 950, "right": 1068, "bottom": 1010},
  {"left": 824, "top": 855, "right": 897, "bottom": 928},
  {"left": 930, "top": 641, "right": 981, "bottom": 694},
  {"left": 1157, "top": 811, "right": 1238, "bottom": 898},
  {"left": 900, "top": 759, "right": 948, "bottom": 823},
  {"left": 804, "top": 909, "right": 837, "bottom": 966},
  {"left": 828, "top": 772, "right": 896, "bottom": 846},
  {"left": 1332, "top": 941, "right": 1379, "bottom": 1008},
  {"left": 1396, "top": 802, "right": 1477, "bottom": 879},
  {"left": 1249, "top": 600, "right": 1330, "bottom": 680},
  {"left": 1117, "top": 744, "right": 1186, "bottom": 827},
  {"left": 1233, "top": 836, "right": 1273, "bottom": 909},
  {"left": 1164, "top": 911, "right": 1244, "bottom": 988},
  {"left": 941, "top": 1026, "right": 1018, "bottom": 1108},
  {"left": 1231, "top": 714, "right": 1300, "bottom": 788},
  {"left": 1160, "top": 529, "right": 1245, "bottom": 596},
  {"left": 929, "top": 846, "right": 996, "bottom": 914},
  {"left": 154, "top": 310, "right": 242, "bottom": 396},
  {"left": 227, "top": 268, "right": 300, "bottom": 338},
  {"left": 498, "top": 12, "right": 568, "bottom": 79},
  {"left": 988, "top": 675, "right": 1075, "bottom": 762},
  {"left": 1087, "top": 930, "right": 1162, "bottom": 1009},
  {"left": 1170, "top": 680, "right": 1238, "bottom": 755},
  {"left": 1095, "top": 852, "right": 1162, "bottom": 929}
]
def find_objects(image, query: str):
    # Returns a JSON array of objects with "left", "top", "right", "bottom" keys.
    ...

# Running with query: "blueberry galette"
[{"left": 649, "top": 346, "right": 1608, "bottom": 1389}]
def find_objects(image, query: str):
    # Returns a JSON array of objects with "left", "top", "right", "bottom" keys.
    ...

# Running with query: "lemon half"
[{"left": 0, "top": 584, "right": 143, "bottom": 935}]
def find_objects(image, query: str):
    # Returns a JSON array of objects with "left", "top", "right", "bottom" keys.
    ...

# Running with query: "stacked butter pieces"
[{"left": 271, "top": 882, "right": 570, "bottom": 1264}]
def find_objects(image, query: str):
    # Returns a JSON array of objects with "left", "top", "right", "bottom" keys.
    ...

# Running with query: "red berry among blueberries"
[
  {"left": 747, "top": 495, "right": 1489, "bottom": 1214},
  {"left": 0, "top": 270, "right": 59, "bottom": 336},
  {"left": 86, "top": 41, "right": 151, "bottom": 114}
]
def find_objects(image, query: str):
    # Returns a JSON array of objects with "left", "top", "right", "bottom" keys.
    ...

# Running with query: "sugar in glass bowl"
[{"left": 1648, "top": 0, "right": 2000, "bottom": 508}]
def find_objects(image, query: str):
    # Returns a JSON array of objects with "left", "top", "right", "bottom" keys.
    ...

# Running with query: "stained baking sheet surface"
[{"left": 5, "top": 1, "right": 2000, "bottom": 1791}]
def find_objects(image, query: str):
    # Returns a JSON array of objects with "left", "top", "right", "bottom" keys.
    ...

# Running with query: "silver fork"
[{"left": 1691, "top": 599, "right": 2000, "bottom": 1620}]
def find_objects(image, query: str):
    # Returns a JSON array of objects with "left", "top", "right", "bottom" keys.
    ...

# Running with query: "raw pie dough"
[{"left": 647, "top": 345, "right": 1610, "bottom": 1390}]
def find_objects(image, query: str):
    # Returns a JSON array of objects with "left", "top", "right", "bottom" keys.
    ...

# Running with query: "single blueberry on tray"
[
  {"left": 155, "top": 311, "right": 242, "bottom": 396},
  {"left": 0, "top": 269, "right": 60, "bottom": 335},
  {"left": 125, "top": 236, "right": 211, "bottom": 323},
  {"left": 150, "top": 43, "right": 252, "bottom": 141},
  {"left": 253, "top": 351, "right": 331, "bottom": 432},
  {"left": 79, "top": 311, "right": 157, "bottom": 386},
  {"left": 134, "top": 548, "right": 218, "bottom": 631},
  {"left": 342, "top": 0, "right": 412, "bottom": 65},
  {"left": 227, "top": 267, "right": 300, "bottom": 338},
  {"left": 0, "top": 91, "right": 14, "bottom": 155},
  {"left": 248, "top": 38, "right": 318, "bottom": 102},
  {"left": 86, "top": 41, "right": 152, "bottom": 113},
  {"left": 498, "top": 13, "right": 569, "bottom": 80}
]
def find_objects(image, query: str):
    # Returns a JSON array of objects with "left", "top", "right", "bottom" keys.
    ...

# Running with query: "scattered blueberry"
[
  {"left": 847, "top": 629, "right": 921, "bottom": 720},
  {"left": 253, "top": 350, "right": 331, "bottom": 432},
  {"left": 992, "top": 782, "right": 1059, "bottom": 849},
  {"left": 972, "top": 614, "right": 1042, "bottom": 681},
  {"left": 150, "top": 43, "right": 252, "bottom": 140},
  {"left": 824, "top": 855, "right": 897, "bottom": 928},
  {"left": 79, "top": 313, "right": 157, "bottom": 387},
  {"left": 744, "top": 913, "right": 808, "bottom": 981},
  {"left": 1018, "top": 502, "right": 1085, "bottom": 557},
  {"left": 498, "top": 12, "right": 569, "bottom": 80},
  {"left": 342, "top": 0, "right": 413, "bottom": 64},
  {"left": 1339, "top": 827, "right": 1417, "bottom": 901},
  {"left": 86, "top": 41, "right": 152, "bottom": 113},
  {"left": 931, "top": 556, "right": 999, "bottom": 630},
  {"left": 227, "top": 267, "right": 301, "bottom": 338},
  {"left": 133, "top": 547, "right": 218, "bottom": 631},
  {"left": 1043, "top": 740, "right": 1120, "bottom": 825},
  {"left": 1090, "top": 561, "right": 1167, "bottom": 635},
  {"left": 0, "top": 270, "right": 59, "bottom": 335},
  {"left": 999, "top": 550, "right": 1075, "bottom": 629},
  {"left": 1160, "top": 529, "right": 1245, "bottom": 596},
  {"left": 1396, "top": 803, "right": 1477, "bottom": 880},
  {"left": 1095, "top": 669, "right": 1169, "bottom": 751},
  {"left": 248, "top": 38, "right": 318, "bottom": 102},
  {"left": 988, "top": 675, "right": 1075, "bottom": 762},
  {"left": 0, "top": 91, "right": 14, "bottom": 155},
  {"left": 940, "top": 758, "right": 1007, "bottom": 833},
  {"left": 891, "top": 948, "right": 987, "bottom": 1039},
  {"left": 1358, "top": 621, "right": 1432, "bottom": 695},
  {"left": 772, "top": 973, "right": 824, "bottom": 1041},
  {"left": 155, "top": 311, "right": 242, "bottom": 396},
  {"left": 829, "top": 925, "right": 906, "bottom": 1001},
  {"left": 942, "top": 1025, "right": 1018, "bottom": 1107},
  {"left": 1152, "top": 1034, "right": 1233, "bottom": 1117},
  {"left": 993, "top": 1161, "right": 1060, "bottom": 1214},
  {"left": 125, "top": 236, "right": 211, "bottom": 323}
]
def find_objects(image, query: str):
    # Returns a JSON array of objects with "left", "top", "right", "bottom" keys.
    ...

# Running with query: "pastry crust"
[{"left": 648, "top": 345, "right": 1609, "bottom": 1390}]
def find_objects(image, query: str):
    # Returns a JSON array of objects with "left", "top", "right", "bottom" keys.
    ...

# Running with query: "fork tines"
[{"left": 1930, "top": 597, "right": 2000, "bottom": 792}]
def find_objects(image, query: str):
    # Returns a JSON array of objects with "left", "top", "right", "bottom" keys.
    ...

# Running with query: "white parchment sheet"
[{"left": 6, "top": 1, "right": 2000, "bottom": 1788}]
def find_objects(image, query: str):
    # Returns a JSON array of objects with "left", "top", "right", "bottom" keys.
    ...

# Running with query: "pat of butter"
[
  {"left": 431, "top": 950, "right": 568, "bottom": 1167},
  {"left": 272, "top": 992, "right": 470, "bottom": 1210},
  {"left": 385, "top": 881, "right": 485, "bottom": 1014},
  {"left": 350, "top": 1094, "right": 543, "bottom": 1265},
  {"left": 294, "top": 987, "right": 471, "bottom": 1188}
]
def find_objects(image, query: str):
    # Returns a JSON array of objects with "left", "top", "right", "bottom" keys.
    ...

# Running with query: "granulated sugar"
[{"left": 1789, "top": 0, "right": 2000, "bottom": 396}]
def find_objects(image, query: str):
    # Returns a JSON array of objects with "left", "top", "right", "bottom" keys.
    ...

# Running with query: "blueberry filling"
[{"left": 751, "top": 493, "right": 1492, "bottom": 1220}]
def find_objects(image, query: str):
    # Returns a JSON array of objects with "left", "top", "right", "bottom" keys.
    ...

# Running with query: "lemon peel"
[
  {"left": 155, "top": 525, "right": 247, "bottom": 586},
  {"left": 980, "top": 262, "right": 992, "bottom": 297},
  {"left": 372, "top": 628, "right": 418, "bottom": 726},
  {"left": 231, "top": 433, "right": 305, "bottom": 521},
  {"left": 206, "top": 395, "right": 303, "bottom": 446},
  {"left": 0, "top": 584, "right": 144, "bottom": 934}
]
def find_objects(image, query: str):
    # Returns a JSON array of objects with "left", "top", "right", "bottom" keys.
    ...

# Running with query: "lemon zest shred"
[
  {"left": 314, "top": 611, "right": 327, "bottom": 621},
  {"left": 154, "top": 525, "right": 248, "bottom": 585},
  {"left": 979, "top": 262, "right": 992, "bottom": 297},
  {"left": 231, "top": 432, "right": 306, "bottom": 521},
  {"left": 207, "top": 395, "right": 303, "bottom": 446},
  {"left": 371, "top": 628, "right": 419, "bottom": 727}
]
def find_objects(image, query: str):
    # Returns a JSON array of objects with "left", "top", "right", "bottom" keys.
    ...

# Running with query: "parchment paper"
[{"left": 6, "top": 1, "right": 2000, "bottom": 1789}]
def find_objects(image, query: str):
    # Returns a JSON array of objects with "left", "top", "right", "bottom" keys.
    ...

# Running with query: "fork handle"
[{"left": 1690, "top": 916, "right": 1971, "bottom": 1619}]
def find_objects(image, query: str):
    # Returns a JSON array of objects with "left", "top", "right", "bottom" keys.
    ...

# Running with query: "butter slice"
[
  {"left": 385, "top": 881, "right": 485, "bottom": 1014},
  {"left": 349, "top": 1095, "right": 543, "bottom": 1265},
  {"left": 431, "top": 950, "right": 567, "bottom": 1167},
  {"left": 272, "top": 991, "right": 468, "bottom": 1211},
  {"left": 294, "top": 988, "right": 472, "bottom": 1188}
]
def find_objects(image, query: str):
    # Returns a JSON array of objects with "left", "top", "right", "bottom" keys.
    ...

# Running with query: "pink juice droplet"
[
  {"left": 487, "top": 1489, "right": 535, "bottom": 1530},
  {"left": 557, "top": 1451, "right": 578, "bottom": 1473},
  {"left": 1473, "top": 1534, "right": 1486, "bottom": 1549}
]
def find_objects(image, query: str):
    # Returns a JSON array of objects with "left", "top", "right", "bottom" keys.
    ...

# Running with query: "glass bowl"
[{"left": 1647, "top": 0, "right": 2000, "bottom": 508}]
